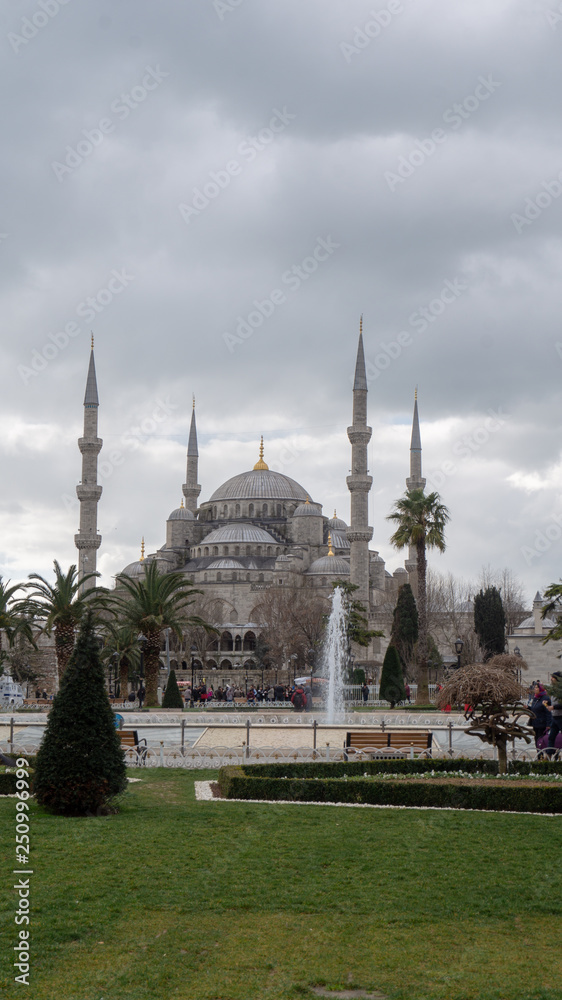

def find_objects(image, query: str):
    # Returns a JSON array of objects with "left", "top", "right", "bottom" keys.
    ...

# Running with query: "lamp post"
[
  {"left": 513, "top": 645, "right": 522, "bottom": 685},
  {"left": 138, "top": 634, "right": 147, "bottom": 707},
  {"left": 454, "top": 637, "right": 464, "bottom": 671},
  {"left": 289, "top": 653, "right": 298, "bottom": 685},
  {"left": 190, "top": 644, "right": 197, "bottom": 706}
]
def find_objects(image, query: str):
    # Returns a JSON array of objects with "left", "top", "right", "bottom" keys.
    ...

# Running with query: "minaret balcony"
[
  {"left": 74, "top": 534, "right": 102, "bottom": 550},
  {"left": 78, "top": 437, "right": 103, "bottom": 454},
  {"left": 76, "top": 484, "right": 103, "bottom": 502},
  {"left": 346, "top": 475, "right": 373, "bottom": 492},
  {"left": 347, "top": 426, "right": 372, "bottom": 445},
  {"left": 346, "top": 528, "right": 373, "bottom": 543}
]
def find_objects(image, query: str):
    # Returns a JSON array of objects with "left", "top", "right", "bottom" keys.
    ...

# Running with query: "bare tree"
[
  {"left": 477, "top": 566, "right": 527, "bottom": 636},
  {"left": 251, "top": 587, "right": 330, "bottom": 675},
  {"left": 181, "top": 595, "right": 224, "bottom": 672}
]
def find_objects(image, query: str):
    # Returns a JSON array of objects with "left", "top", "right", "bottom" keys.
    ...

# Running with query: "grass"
[{"left": 0, "top": 768, "right": 560, "bottom": 1000}]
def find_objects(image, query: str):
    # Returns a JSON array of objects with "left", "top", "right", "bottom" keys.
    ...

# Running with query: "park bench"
[
  {"left": 119, "top": 730, "right": 148, "bottom": 765},
  {"left": 345, "top": 730, "right": 432, "bottom": 759}
]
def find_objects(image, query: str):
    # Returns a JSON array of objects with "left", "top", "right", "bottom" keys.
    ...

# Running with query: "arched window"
[
  {"left": 277, "top": 504, "right": 282, "bottom": 517},
  {"left": 216, "top": 572, "right": 222, "bottom": 582},
  {"left": 221, "top": 631, "right": 234, "bottom": 651},
  {"left": 243, "top": 631, "right": 256, "bottom": 651},
  {"left": 223, "top": 546, "right": 229, "bottom": 556},
  {"left": 256, "top": 546, "right": 261, "bottom": 555},
  {"left": 204, "top": 547, "right": 209, "bottom": 556},
  {"left": 246, "top": 545, "right": 251, "bottom": 555},
  {"left": 213, "top": 506, "right": 217, "bottom": 519},
  {"left": 249, "top": 503, "right": 254, "bottom": 517},
  {"left": 234, "top": 636, "right": 242, "bottom": 651},
  {"left": 222, "top": 505, "right": 228, "bottom": 518},
  {"left": 213, "top": 546, "right": 219, "bottom": 556},
  {"left": 234, "top": 546, "right": 240, "bottom": 556},
  {"left": 262, "top": 503, "right": 268, "bottom": 517},
  {"left": 258, "top": 573, "right": 264, "bottom": 582},
  {"left": 220, "top": 659, "right": 233, "bottom": 670},
  {"left": 235, "top": 504, "right": 240, "bottom": 517},
  {"left": 231, "top": 572, "right": 237, "bottom": 581},
  {"left": 267, "top": 546, "right": 272, "bottom": 556},
  {"left": 207, "top": 509, "right": 213, "bottom": 521},
  {"left": 209, "top": 638, "right": 219, "bottom": 652},
  {"left": 203, "top": 572, "right": 207, "bottom": 582}
]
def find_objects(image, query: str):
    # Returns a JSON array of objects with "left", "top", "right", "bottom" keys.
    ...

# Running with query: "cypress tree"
[
  {"left": 390, "top": 583, "right": 419, "bottom": 670},
  {"left": 379, "top": 644, "right": 406, "bottom": 708},
  {"left": 162, "top": 668, "right": 184, "bottom": 709},
  {"left": 474, "top": 586, "right": 506, "bottom": 660},
  {"left": 34, "top": 612, "right": 127, "bottom": 816}
]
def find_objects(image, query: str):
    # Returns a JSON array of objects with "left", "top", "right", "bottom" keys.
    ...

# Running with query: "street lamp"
[
  {"left": 289, "top": 653, "right": 298, "bottom": 684},
  {"left": 190, "top": 644, "right": 198, "bottom": 705},
  {"left": 138, "top": 634, "right": 147, "bottom": 707},
  {"left": 454, "top": 637, "right": 464, "bottom": 671},
  {"left": 513, "top": 645, "right": 522, "bottom": 684}
]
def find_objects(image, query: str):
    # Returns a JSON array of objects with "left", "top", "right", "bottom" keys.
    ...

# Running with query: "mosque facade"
[{"left": 75, "top": 330, "right": 428, "bottom": 679}]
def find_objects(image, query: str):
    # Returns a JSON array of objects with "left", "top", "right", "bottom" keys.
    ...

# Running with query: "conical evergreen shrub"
[
  {"left": 162, "top": 668, "right": 184, "bottom": 709},
  {"left": 380, "top": 644, "right": 406, "bottom": 709},
  {"left": 33, "top": 612, "right": 127, "bottom": 815}
]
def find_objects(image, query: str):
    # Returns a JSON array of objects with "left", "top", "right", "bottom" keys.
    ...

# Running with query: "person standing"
[
  {"left": 544, "top": 671, "right": 562, "bottom": 756},
  {"left": 528, "top": 683, "right": 551, "bottom": 747},
  {"left": 361, "top": 682, "right": 369, "bottom": 703}
]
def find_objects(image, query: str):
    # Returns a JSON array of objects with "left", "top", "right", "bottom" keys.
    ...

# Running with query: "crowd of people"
[{"left": 182, "top": 682, "right": 314, "bottom": 711}]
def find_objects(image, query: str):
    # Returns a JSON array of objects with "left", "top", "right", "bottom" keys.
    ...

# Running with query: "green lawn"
[{"left": 0, "top": 769, "right": 560, "bottom": 1000}]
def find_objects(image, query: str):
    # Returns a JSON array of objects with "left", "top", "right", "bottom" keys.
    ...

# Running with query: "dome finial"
[
  {"left": 359, "top": 314, "right": 363, "bottom": 336},
  {"left": 333, "top": 509, "right": 337, "bottom": 518},
  {"left": 327, "top": 533, "right": 334, "bottom": 556},
  {"left": 91, "top": 331, "right": 94, "bottom": 350},
  {"left": 415, "top": 385, "right": 417, "bottom": 401},
  {"left": 140, "top": 537, "right": 145, "bottom": 562},
  {"left": 253, "top": 436, "right": 269, "bottom": 471},
  {"left": 192, "top": 393, "right": 195, "bottom": 410},
  {"left": 180, "top": 498, "right": 184, "bottom": 508}
]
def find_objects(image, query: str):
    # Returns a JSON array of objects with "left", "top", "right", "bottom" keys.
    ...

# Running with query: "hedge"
[
  {"left": 217, "top": 766, "right": 562, "bottom": 813},
  {"left": 226, "top": 758, "right": 562, "bottom": 781}
]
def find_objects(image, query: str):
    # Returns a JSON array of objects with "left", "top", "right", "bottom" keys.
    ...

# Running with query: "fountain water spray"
[{"left": 324, "top": 586, "right": 348, "bottom": 723}]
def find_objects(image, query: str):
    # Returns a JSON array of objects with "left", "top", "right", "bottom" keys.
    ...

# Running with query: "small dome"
[
  {"left": 121, "top": 560, "right": 146, "bottom": 578},
  {"left": 201, "top": 523, "right": 279, "bottom": 545},
  {"left": 207, "top": 558, "right": 245, "bottom": 570},
  {"left": 293, "top": 500, "right": 322, "bottom": 517},
  {"left": 168, "top": 502, "right": 195, "bottom": 521},
  {"left": 328, "top": 512, "right": 347, "bottom": 530},
  {"left": 307, "top": 554, "right": 350, "bottom": 576}
]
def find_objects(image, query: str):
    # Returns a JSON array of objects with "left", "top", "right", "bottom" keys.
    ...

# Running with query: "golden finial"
[
  {"left": 253, "top": 436, "right": 269, "bottom": 471},
  {"left": 180, "top": 499, "right": 184, "bottom": 508},
  {"left": 333, "top": 509, "right": 337, "bottom": 519},
  {"left": 327, "top": 533, "right": 335, "bottom": 556},
  {"left": 91, "top": 332, "right": 94, "bottom": 350},
  {"left": 305, "top": 496, "right": 311, "bottom": 505},
  {"left": 140, "top": 538, "right": 145, "bottom": 562}
]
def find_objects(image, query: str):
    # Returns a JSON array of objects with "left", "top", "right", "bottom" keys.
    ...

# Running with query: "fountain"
[{"left": 323, "top": 587, "right": 348, "bottom": 723}]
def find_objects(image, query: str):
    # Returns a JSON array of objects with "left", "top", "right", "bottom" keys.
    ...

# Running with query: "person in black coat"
[{"left": 528, "top": 683, "right": 552, "bottom": 746}]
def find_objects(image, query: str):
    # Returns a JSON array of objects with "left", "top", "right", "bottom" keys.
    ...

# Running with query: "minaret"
[
  {"left": 75, "top": 337, "right": 102, "bottom": 590},
  {"left": 182, "top": 396, "right": 201, "bottom": 513},
  {"left": 346, "top": 319, "right": 373, "bottom": 607},
  {"left": 405, "top": 389, "right": 426, "bottom": 579},
  {"left": 406, "top": 389, "right": 426, "bottom": 492}
]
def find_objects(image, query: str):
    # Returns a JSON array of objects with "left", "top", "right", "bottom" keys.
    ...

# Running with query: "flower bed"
[{"left": 218, "top": 761, "right": 562, "bottom": 813}]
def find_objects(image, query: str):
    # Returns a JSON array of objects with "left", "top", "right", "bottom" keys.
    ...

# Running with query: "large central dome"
[{"left": 209, "top": 468, "right": 309, "bottom": 503}]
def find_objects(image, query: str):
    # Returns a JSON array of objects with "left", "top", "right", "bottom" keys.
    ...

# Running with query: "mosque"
[{"left": 74, "top": 328, "right": 429, "bottom": 680}]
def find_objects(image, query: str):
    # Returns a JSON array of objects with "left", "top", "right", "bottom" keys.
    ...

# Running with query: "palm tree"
[
  {"left": 387, "top": 488, "right": 450, "bottom": 701},
  {"left": 112, "top": 561, "right": 210, "bottom": 707},
  {"left": 100, "top": 622, "right": 142, "bottom": 703},
  {"left": 27, "top": 561, "right": 110, "bottom": 688},
  {"left": 0, "top": 578, "right": 36, "bottom": 671}
]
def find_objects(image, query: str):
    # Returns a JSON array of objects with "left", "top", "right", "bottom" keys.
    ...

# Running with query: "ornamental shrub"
[
  {"left": 162, "top": 668, "right": 184, "bottom": 709},
  {"left": 33, "top": 612, "right": 127, "bottom": 815},
  {"left": 380, "top": 644, "right": 405, "bottom": 707}
]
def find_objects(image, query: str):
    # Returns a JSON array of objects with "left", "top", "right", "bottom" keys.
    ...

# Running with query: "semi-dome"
[
  {"left": 168, "top": 501, "right": 195, "bottom": 521},
  {"left": 293, "top": 500, "right": 322, "bottom": 516},
  {"left": 207, "top": 558, "right": 245, "bottom": 570},
  {"left": 329, "top": 529, "right": 350, "bottom": 550},
  {"left": 307, "top": 554, "right": 350, "bottom": 576},
  {"left": 201, "top": 523, "right": 279, "bottom": 545},
  {"left": 209, "top": 468, "right": 309, "bottom": 503}
]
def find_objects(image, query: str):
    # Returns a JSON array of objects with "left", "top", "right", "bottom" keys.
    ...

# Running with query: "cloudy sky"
[{"left": 2, "top": 0, "right": 562, "bottom": 604}]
